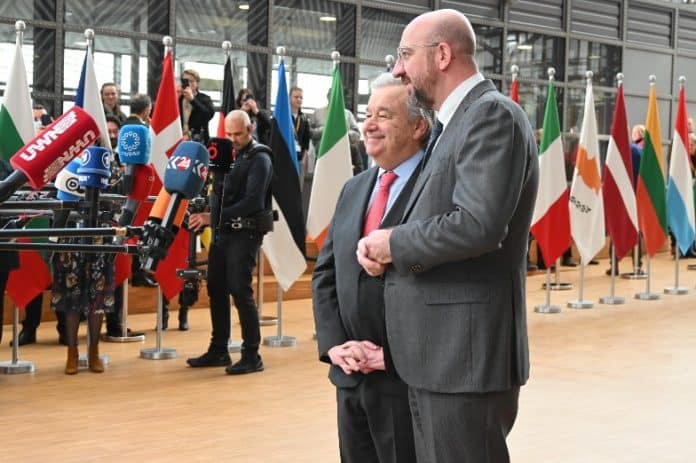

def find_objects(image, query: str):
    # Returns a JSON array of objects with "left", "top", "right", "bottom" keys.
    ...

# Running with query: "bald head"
[
  {"left": 225, "top": 109, "right": 254, "bottom": 149},
  {"left": 409, "top": 9, "right": 476, "bottom": 60}
]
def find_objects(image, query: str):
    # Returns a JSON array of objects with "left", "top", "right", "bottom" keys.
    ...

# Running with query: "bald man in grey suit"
[{"left": 357, "top": 10, "right": 539, "bottom": 463}]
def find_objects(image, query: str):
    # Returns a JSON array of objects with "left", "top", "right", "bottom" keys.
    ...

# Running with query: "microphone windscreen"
[
  {"left": 10, "top": 106, "right": 100, "bottom": 190},
  {"left": 207, "top": 137, "right": 233, "bottom": 172},
  {"left": 130, "top": 164, "right": 155, "bottom": 201},
  {"left": 55, "top": 158, "right": 84, "bottom": 200},
  {"left": 164, "top": 141, "right": 209, "bottom": 199},
  {"left": 77, "top": 146, "right": 112, "bottom": 190},
  {"left": 118, "top": 124, "right": 151, "bottom": 165},
  {"left": 148, "top": 187, "right": 188, "bottom": 228}
]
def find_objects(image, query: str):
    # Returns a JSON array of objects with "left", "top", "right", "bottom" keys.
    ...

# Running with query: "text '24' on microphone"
[
  {"left": 141, "top": 141, "right": 209, "bottom": 273},
  {"left": 0, "top": 106, "right": 99, "bottom": 202}
]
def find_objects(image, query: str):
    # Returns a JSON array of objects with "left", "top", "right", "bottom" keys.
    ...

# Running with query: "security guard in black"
[{"left": 187, "top": 110, "right": 272, "bottom": 375}]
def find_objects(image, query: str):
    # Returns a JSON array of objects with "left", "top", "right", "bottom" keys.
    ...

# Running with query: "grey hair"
[{"left": 370, "top": 73, "right": 434, "bottom": 136}]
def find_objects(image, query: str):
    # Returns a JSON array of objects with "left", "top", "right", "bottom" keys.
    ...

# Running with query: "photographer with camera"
[
  {"left": 178, "top": 69, "right": 215, "bottom": 144},
  {"left": 186, "top": 110, "right": 273, "bottom": 375},
  {"left": 236, "top": 88, "right": 272, "bottom": 145}
]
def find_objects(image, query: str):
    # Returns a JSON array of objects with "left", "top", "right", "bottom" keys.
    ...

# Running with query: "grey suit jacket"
[
  {"left": 313, "top": 166, "right": 418, "bottom": 390},
  {"left": 385, "top": 79, "right": 539, "bottom": 393}
]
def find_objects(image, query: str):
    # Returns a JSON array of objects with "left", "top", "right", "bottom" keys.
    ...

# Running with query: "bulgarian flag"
[
  {"left": 0, "top": 30, "right": 33, "bottom": 161},
  {"left": 636, "top": 82, "right": 668, "bottom": 257},
  {"left": 666, "top": 81, "right": 695, "bottom": 255},
  {"left": 530, "top": 77, "right": 570, "bottom": 268},
  {"left": 602, "top": 83, "right": 638, "bottom": 260},
  {"left": 569, "top": 76, "right": 605, "bottom": 264},
  {"left": 306, "top": 65, "right": 353, "bottom": 248}
]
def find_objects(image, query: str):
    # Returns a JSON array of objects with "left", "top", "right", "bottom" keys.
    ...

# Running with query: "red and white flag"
[
  {"left": 150, "top": 50, "right": 183, "bottom": 184},
  {"left": 602, "top": 83, "right": 638, "bottom": 260}
]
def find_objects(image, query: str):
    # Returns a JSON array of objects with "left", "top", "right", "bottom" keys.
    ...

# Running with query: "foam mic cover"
[
  {"left": 55, "top": 158, "right": 84, "bottom": 201},
  {"left": 164, "top": 141, "right": 209, "bottom": 199},
  {"left": 207, "top": 137, "right": 233, "bottom": 173},
  {"left": 140, "top": 186, "right": 189, "bottom": 273},
  {"left": 77, "top": 146, "right": 112, "bottom": 190},
  {"left": 10, "top": 106, "right": 100, "bottom": 190},
  {"left": 118, "top": 163, "right": 156, "bottom": 227},
  {"left": 118, "top": 125, "right": 151, "bottom": 165}
]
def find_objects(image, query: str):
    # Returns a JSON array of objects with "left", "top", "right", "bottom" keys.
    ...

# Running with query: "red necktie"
[{"left": 362, "top": 170, "right": 398, "bottom": 236}]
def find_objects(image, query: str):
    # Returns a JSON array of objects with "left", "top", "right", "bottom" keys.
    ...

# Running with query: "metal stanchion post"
[
  {"left": 541, "top": 257, "right": 573, "bottom": 290},
  {"left": 257, "top": 249, "right": 277, "bottom": 326},
  {"left": 600, "top": 245, "right": 625, "bottom": 305},
  {"left": 622, "top": 243, "right": 647, "bottom": 279},
  {"left": 534, "top": 269, "right": 561, "bottom": 313},
  {"left": 0, "top": 305, "right": 35, "bottom": 374},
  {"left": 140, "top": 287, "right": 176, "bottom": 359},
  {"left": 567, "top": 262, "right": 594, "bottom": 309},
  {"left": 263, "top": 286, "right": 297, "bottom": 347},
  {"left": 103, "top": 279, "right": 146, "bottom": 342},
  {"left": 664, "top": 252, "right": 688, "bottom": 295},
  {"left": 635, "top": 255, "right": 660, "bottom": 300}
]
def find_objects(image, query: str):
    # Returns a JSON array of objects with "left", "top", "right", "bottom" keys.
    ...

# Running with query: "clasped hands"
[
  {"left": 356, "top": 229, "right": 392, "bottom": 277},
  {"left": 328, "top": 340, "right": 385, "bottom": 375}
]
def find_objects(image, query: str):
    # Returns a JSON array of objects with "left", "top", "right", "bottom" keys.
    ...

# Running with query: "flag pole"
[
  {"left": 534, "top": 268, "right": 562, "bottom": 313},
  {"left": 385, "top": 54, "right": 395, "bottom": 72},
  {"left": 140, "top": 36, "right": 178, "bottom": 361},
  {"left": 0, "top": 21, "right": 36, "bottom": 375},
  {"left": 635, "top": 75, "right": 662, "bottom": 300},
  {"left": 664, "top": 75, "right": 689, "bottom": 295},
  {"left": 600, "top": 72, "right": 628, "bottom": 305},
  {"left": 568, "top": 71, "right": 597, "bottom": 310}
]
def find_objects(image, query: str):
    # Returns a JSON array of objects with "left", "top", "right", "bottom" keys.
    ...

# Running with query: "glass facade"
[{"left": 0, "top": 0, "right": 694, "bottom": 140}]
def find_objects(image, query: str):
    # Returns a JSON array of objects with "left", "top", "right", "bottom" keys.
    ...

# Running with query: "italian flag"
[
  {"left": 306, "top": 66, "right": 353, "bottom": 247},
  {"left": 569, "top": 77, "right": 605, "bottom": 264},
  {"left": 530, "top": 78, "right": 570, "bottom": 268},
  {"left": 636, "top": 83, "right": 668, "bottom": 257},
  {"left": 0, "top": 36, "right": 33, "bottom": 161}
]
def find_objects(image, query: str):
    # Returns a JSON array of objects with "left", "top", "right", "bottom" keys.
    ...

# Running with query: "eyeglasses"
[{"left": 396, "top": 42, "right": 439, "bottom": 61}]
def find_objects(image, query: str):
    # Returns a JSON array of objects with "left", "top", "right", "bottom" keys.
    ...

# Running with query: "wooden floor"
[{"left": 1, "top": 253, "right": 695, "bottom": 462}]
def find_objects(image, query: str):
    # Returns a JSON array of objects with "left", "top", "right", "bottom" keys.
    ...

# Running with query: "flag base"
[
  {"left": 664, "top": 286, "right": 689, "bottom": 295},
  {"left": 263, "top": 335, "right": 297, "bottom": 347},
  {"left": 687, "top": 263, "right": 696, "bottom": 271},
  {"left": 102, "top": 333, "right": 146, "bottom": 343},
  {"left": 140, "top": 347, "right": 176, "bottom": 360},
  {"left": 599, "top": 295, "right": 625, "bottom": 305},
  {"left": 622, "top": 271, "right": 647, "bottom": 280},
  {"left": 542, "top": 282, "right": 573, "bottom": 291},
  {"left": 534, "top": 304, "right": 561, "bottom": 314},
  {"left": 260, "top": 315, "right": 278, "bottom": 326},
  {"left": 635, "top": 292, "right": 660, "bottom": 300},
  {"left": 567, "top": 300, "right": 594, "bottom": 309},
  {"left": 0, "top": 359, "right": 35, "bottom": 375},
  {"left": 79, "top": 354, "right": 110, "bottom": 368},
  {"left": 228, "top": 339, "right": 241, "bottom": 353}
]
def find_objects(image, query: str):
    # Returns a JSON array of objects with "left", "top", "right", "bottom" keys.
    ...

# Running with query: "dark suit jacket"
[
  {"left": 386, "top": 79, "right": 539, "bottom": 394},
  {"left": 313, "top": 165, "right": 419, "bottom": 391}
]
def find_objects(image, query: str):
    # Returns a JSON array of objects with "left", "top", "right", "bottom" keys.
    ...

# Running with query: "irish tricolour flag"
[
  {"left": 530, "top": 78, "right": 570, "bottom": 268},
  {"left": 306, "top": 65, "right": 353, "bottom": 247}
]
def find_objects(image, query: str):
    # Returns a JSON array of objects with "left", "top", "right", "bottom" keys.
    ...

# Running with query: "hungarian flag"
[
  {"left": 6, "top": 216, "right": 52, "bottom": 309},
  {"left": 75, "top": 48, "right": 111, "bottom": 148},
  {"left": 262, "top": 58, "right": 307, "bottom": 291},
  {"left": 602, "top": 84, "right": 638, "bottom": 260},
  {"left": 530, "top": 78, "right": 570, "bottom": 268},
  {"left": 306, "top": 66, "right": 353, "bottom": 247},
  {"left": 666, "top": 83, "right": 695, "bottom": 255},
  {"left": 216, "top": 53, "right": 235, "bottom": 138},
  {"left": 569, "top": 77, "right": 605, "bottom": 264},
  {"left": 636, "top": 83, "right": 668, "bottom": 257},
  {"left": 0, "top": 31, "right": 33, "bottom": 161},
  {"left": 145, "top": 49, "right": 187, "bottom": 298}
]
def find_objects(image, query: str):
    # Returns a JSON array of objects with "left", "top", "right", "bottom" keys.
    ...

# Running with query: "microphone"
[
  {"left": 207, "top": 137, "right": 233, "bottom": 174},
  {"left": 117, "top": 124, "right": 151, "bottom": 194},
  {"left": 141, "top": 141, "right": 209, "bottom": 273},
  {"left": 0, "top": 106, "right": 99, "bottom": 202},
  {"left": 118, "top": 163, "right": 155, "bottom": 226},
  {"left": 77, "top": 146, "right": 112, "bottom": 190},
  {"left": 54, "top": 158, "right": 84, "bottom": 201}
]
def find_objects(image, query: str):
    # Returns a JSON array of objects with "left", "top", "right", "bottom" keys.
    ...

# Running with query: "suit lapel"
[
  {"left": 398, "top": 79, "right": 498, "bottom": 223},
  {"left": 345, "top": 168, "right": 379, "bottom": 244}
]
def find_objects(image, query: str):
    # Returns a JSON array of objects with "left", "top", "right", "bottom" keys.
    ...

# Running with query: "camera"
[
  {"left": 181, "top": 77, "right": 189, "bottom": 89},
  {"left": 40, "top": 114, "right": 52, "bottom": 126},
  {"left": 243, "top": 93, "right": 254, "bottom": 102}
]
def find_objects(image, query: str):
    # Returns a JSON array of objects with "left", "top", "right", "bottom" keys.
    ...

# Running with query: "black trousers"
[
  {"left": 337, "top": 373, "right": 417, "bottom": 463},
  {"left": 206, "top": 231, "right": 262, "bottom": 354},
  {"left": 408, "top": 386, "right": 520, "bottom": 463}
]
